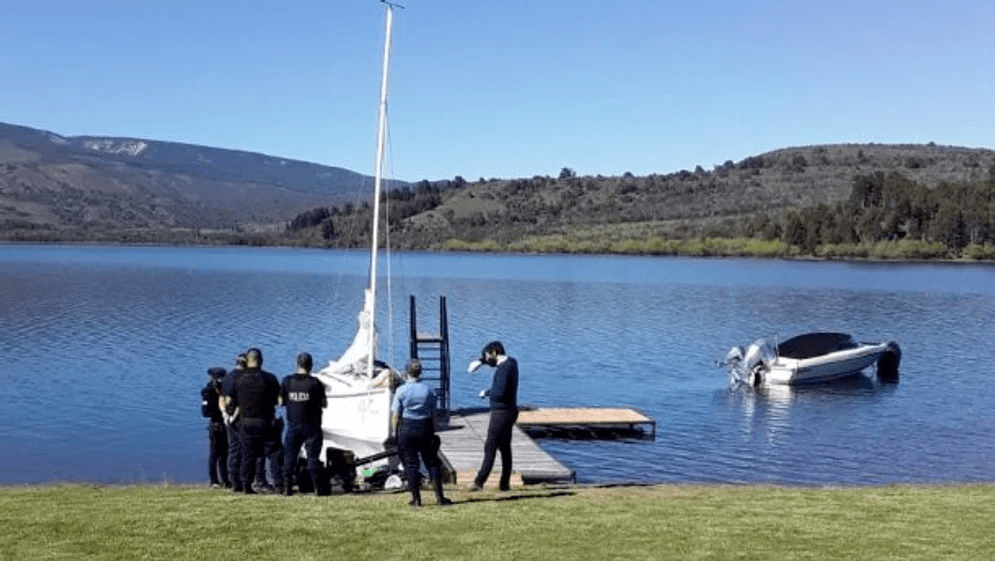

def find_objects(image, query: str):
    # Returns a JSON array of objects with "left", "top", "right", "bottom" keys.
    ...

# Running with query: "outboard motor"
[
  {"left": 723, "top": 346, "right": 748, "bottom": 384},
  {"left": 743, "top": 339, "right": 776, "bottom": 386},
  {"left": 876, "top": 341, "right": 902, "bottom": 382},
  {"left": 724, "top": 339, "right": 776, "bottom": 386}
]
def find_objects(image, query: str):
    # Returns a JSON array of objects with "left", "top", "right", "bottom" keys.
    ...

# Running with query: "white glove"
[
  {"left": 468, "top": 359, "right": 483, "bottom": 373},
  {"left": 479, "top": 389, "right": 489, "bottom": 399}
]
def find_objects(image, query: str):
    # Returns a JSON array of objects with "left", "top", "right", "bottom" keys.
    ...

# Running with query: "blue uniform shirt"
[{"left": 391, "top": 379, "right": 436, "bottom": 421}]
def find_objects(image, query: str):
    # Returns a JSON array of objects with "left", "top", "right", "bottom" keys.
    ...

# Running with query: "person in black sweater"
[{"left": 468, "top": 341, "right": 519, "bottom": 491}]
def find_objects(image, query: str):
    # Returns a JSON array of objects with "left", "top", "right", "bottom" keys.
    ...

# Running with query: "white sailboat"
[{"left": 312, "top": 1, "right": 402, "bottom": 480}]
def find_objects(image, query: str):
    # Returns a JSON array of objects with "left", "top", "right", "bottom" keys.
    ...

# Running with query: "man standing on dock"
[{"left": 468, "top": 341, "right": 519, "bottom": 492}]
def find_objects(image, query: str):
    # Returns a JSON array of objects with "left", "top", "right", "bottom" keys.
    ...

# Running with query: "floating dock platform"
[
  {"left": 437, "top": 407, "right": 655, "bottom": 487},
  {"left": 517, "top": 407, "right": 656, "bottom": 439}
]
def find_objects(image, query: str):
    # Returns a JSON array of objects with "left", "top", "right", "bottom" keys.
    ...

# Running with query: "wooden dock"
[
  {"left": 437, "top": 410, "right": 576, "bottom": 487},
  {"left": 436, "top": 407, "right": 655, "bottom": 487},
  {"left": 517, "top": 407, "right": 656, "bottom": 439}
]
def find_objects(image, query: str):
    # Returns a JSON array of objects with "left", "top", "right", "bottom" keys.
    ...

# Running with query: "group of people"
[
  {"left": 201, "top": 347, "right": 326, "bottom": 495},
  {"left": 200, "top": 340, "right": 520, "bottom": 506}
]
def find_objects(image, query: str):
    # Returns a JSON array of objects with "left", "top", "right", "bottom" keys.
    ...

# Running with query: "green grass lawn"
[{"left": 2, "top": 483, "right": 993, "bottom": 561}]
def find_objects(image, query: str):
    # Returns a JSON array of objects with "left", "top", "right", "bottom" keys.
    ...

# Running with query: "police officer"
[
  {"left": 390, "top": 359, "right": 451, "bottom": 507},
  {"left": 219, "top": 353, "right": 247, "bottom": 492},
  {"left": 201, "top": 366, "right": 230, "bottom": 488},
  {"left": 227, "top": 347, "right": 280, "bottom": 494},
  {"left": 468, "top": 341, "right": 519, "bottom": 492},
  {"left": 281, "top": 352, "right": 327, "bottom": 496}
]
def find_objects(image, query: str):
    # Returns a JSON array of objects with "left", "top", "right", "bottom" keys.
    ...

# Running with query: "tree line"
[
  {"left": 735, "top": 167, "right": 995, "bottom": 258},
  {"left": 284, "top": 163, "right": 995, "bottom": 261}
]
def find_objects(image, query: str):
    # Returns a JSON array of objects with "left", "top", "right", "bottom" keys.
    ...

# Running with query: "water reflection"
[{"left": 728, "top": 373, "right": 896, "bottom": 448}]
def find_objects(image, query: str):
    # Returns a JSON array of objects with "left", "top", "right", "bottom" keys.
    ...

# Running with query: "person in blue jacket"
[
  {"left": 468, "top": 341, "right": 519, "bottom": 492},
  {"left": 391, "top": 359, "right": 451, "bottom": 507}
]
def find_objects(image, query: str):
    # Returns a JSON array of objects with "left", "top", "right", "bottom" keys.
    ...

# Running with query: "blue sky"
[{"left": 2, "top": 0, "right": 993, "bottom": 182}]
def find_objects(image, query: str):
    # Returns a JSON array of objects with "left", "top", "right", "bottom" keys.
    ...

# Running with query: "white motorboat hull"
[{"left": 762, "top": 342, "right": 891, "bottom": 385}]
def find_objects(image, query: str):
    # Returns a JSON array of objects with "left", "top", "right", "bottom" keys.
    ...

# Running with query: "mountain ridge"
[
  {"left": 3, "top": 121, "right": 994, "bottom": 250},
  {"left": 0, "top": 121, "right": 390, "bottom": 233}
]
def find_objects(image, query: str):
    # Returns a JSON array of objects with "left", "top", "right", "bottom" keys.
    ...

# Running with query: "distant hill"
[
  {"left": 0, "top": 121, "right": 392, "bottom": 235},
  {"left": 3, "top": 119, "right": 993, "bottom": 252},
  {"left": 368, "top": 143, "right": 995, "bottom": 250}
]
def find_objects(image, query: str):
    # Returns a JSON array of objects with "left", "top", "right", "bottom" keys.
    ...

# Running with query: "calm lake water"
[{"left": 1, "top": 244, "right": 994, "bottom": 486}]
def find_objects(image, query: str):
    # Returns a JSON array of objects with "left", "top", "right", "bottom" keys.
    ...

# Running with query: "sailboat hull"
[{"left": 320, "top": 387, "right": 392, "bottom": 460}]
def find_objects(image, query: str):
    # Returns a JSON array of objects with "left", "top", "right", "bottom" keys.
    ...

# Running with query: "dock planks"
[
  {"left": 437, "top": 410, "right": 576, "bottom": 487},
  {"left": 517, "top": 407, "right": 656, "bottom": 438},
  {"left": 436, "top": 407, "right": 656, "bottom": 486}
]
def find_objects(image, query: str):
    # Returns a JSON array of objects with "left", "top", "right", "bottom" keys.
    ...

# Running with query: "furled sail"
[{"left": 313, "top": 289, "right": 396, "bottom": 462}]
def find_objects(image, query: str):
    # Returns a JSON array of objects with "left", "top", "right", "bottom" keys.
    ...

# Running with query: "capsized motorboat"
[{"left": 723, "top": 332, "right": 901, "bottom": 386}]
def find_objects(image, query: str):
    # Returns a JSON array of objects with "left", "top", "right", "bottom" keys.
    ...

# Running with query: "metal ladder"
[{"left": 409, "top": 295, "right": 451, "bottom": 422}]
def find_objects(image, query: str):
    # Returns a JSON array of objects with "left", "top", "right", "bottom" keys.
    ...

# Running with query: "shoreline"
[{"left": 2, "top": 238, "right": 994, "bottom": 265}]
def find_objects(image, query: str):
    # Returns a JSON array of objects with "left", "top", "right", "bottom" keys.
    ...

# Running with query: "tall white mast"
[{"left": 367, "top": 2, "right": 396, "bottom": 378}]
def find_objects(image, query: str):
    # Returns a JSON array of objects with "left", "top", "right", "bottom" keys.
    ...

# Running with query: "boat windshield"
[{"left": 776, "top": 332, "right": 859, "bottom": 359}]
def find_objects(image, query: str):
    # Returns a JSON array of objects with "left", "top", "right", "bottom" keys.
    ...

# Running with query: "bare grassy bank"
[{"left": 2, "top": 483, "right": 993, "bottom": 560}]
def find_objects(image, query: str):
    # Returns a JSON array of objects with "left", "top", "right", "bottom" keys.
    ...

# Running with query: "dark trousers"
[
  {"left": 239, "top": 418, "right": 270, "bottom": 490},
  {"left": 208, "top": 422, "right": 229, "bottom": 485},
  {"left": 255, "top": 420, "right": 284, "bottom": 488},
  {"left": 474, "top": 408, "right": 518, "bottom": 489},
  {"left": 398, "top": 418, "right": 441, "bottom": 490},
  {"left": 226, "top": 422, "right": 242, "bottom": 489},
  {"left": 283, "top": 424, "right": 323, "bottom": 493}
]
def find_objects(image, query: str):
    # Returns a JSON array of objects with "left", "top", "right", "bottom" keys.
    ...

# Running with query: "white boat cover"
[{"left": 313, "top": 289, "right": 395, "bottom": 464}]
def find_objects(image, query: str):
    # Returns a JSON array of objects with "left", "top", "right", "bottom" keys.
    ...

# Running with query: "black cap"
[
  {"left": 207, "top": 366, "right": 227, "bottom": 379},
  {"left": 297, "top": 352, "right": 313, "bottom": 371}
]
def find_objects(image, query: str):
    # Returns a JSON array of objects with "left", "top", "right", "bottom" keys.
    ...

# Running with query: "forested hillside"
[{"left": 284, "top": 143, "right": 995, "bottom": 260}]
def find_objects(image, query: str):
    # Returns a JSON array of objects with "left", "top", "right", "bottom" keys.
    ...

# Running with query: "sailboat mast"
[{"left": 367, "top": 2, "right": 395, "bottom": 378}]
